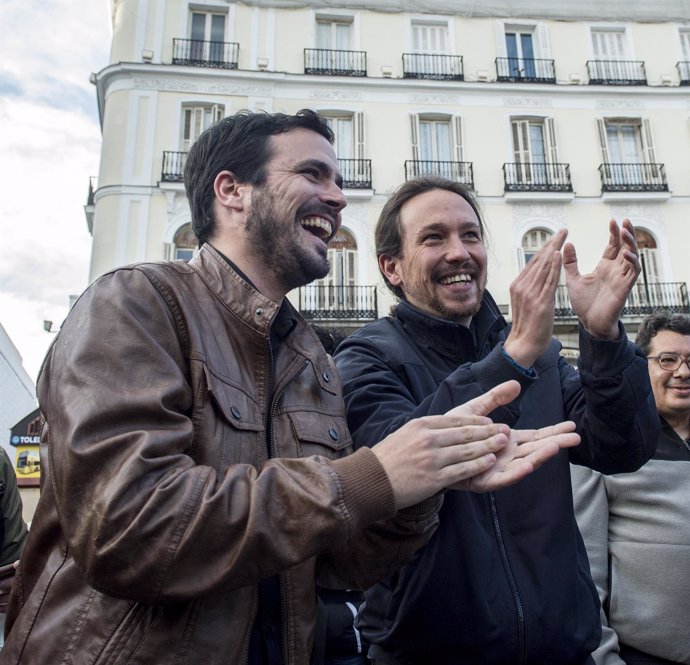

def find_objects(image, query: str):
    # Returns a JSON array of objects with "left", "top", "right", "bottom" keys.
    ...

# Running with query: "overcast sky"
[{"left": 0, "top": 0, "right": 111, "bottom": 384}]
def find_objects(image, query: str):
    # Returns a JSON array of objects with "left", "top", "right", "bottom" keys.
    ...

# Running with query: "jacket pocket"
[{"left": 287, "top": 411, "right": 353, "bottom": 459}]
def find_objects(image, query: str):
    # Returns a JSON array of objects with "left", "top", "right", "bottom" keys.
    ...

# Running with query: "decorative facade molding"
[
  {"left": 133, "top": 78, "right": 273, "bottom": 96},
  {"left": 410, "top": 93, "right": 460, "bottom": 105},
  {"left": 502, "top": 96, "right": 553, "bottom": 108},
  {"left": 596, "top": 99, "right": 644, "bottom": 110},
  {"left": 309, "top": 89, "right": 362, "bottom": 100}
]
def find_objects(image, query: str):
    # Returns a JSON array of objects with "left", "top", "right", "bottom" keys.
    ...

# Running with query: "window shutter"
[
  {"left": 410, "top": 114, "right": 420, "bottom": 160},
  {"left": 545, "top": 117, "right": 558, "bottom": 163},
  {"left": 496, "top": 20, "right": 507, "bottom": 57},
  {"left": 355, "top": 111, "right": 365, "bottom": 160},
  {"left": 536, "top": 23, "right": 550, "bottom": 58},
  {"left": 452, "top": 115, "right": 464, "bottom": 162},
  {"left": 596, "top": 118, "right": 610, "bottom": 163},
  {"left": 641, "top": 118, "right": 656, "bottom": 163}
]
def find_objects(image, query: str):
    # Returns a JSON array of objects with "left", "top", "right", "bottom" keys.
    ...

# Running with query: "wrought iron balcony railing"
[
  {"left": 298, "top": 285, "right": 377, "bottom": 321},
  {"left": 172, "top": 38, "right": 239, "bottom": 69},
  {"left": 586, "top": 60, "right": 646, "bottom": 85},
  {"left": 677, "top": 61, "right": 690, "bottom": 85},
  {"left": 404, "top": 160, "right": 474, "bottom": 188},
  {"left": 503, "top": 162, "right": 572, "bottom": 192},
  {"left": 598, "top": 163, "right": 668, "bottom": 192},
  {"left": 304, "top": 48, "right": 367, "bottom": 76},
  {"left": 495, "top": 57, "right": 556, "bottom": 83},
  {"left": 339, "top": 159, "right": 372, "bottom": 189},
  {"left": 402, "top": 53, "right": 464, "bottom": 80},
  {"left": 162, "top": 151, "right": 187, "bottom": 182},
  {"left": 556, "top": 282, "right": 689, "bottom": 319}
]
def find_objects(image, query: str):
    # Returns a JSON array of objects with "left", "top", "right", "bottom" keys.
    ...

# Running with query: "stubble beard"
[{"left": 245, "top": 188, "right": 330, "bottom": 293}]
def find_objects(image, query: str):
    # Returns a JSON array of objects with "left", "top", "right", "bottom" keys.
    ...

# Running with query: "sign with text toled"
[{"left": 10, "top": 407, "right": 44, "bottom": 486}]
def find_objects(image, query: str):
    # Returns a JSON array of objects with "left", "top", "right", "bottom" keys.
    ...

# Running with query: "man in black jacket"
[{"left": 334, "top": 176, "right": 659, "bottom": 665}]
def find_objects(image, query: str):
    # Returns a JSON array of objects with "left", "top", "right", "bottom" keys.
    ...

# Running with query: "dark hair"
[
  {"left": 375, "top": 176, "right": 485, "bottom": 300},
  {"left": 183, "top": 109, "right": 334, "bottom": 245},
  {"left": 635, "top": 310, "right": 690, "bottom": 354}
]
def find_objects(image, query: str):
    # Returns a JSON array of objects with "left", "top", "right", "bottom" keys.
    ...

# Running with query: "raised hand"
[
  {"left": 563, "top": 218, "right": 640, "bottom": 339},
  {"left": 503, "top": 228, "right": 567, "bottom": 368}
]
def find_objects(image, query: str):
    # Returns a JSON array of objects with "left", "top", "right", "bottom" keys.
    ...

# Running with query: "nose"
[
  {"left": 675, "top": 358, "right": 690, "bottom": 377},
  {"left": 445, "top": 235, "right": 471, "bottom": 262},
  {"left": 320, "top": 179, "right": 347, "bottom": 213}
]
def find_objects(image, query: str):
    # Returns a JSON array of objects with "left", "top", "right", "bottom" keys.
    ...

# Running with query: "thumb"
[
  {"left": 446, "top": 380, "right": 521, "bottom": 418},
  {"left": 562, "top": 242, "right": 579, "bottom": 279}
]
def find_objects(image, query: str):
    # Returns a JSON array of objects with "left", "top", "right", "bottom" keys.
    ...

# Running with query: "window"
[
  {"left": 681, "top": 30, "right": 690, "bottom": 60},
  {"left": 324, "top": 114, "right": 355, "bottom": 159},
  {"left": 322, "top": 112, "right": 368, "bottom": 187},
  {"left": 409, "top": 114, "right": 466, "bottom": 181},
  {"left": 591, "top": 29, "right": 627, "bottom": 61},
  {"left": 411, "top": 21, "right": 449, "bottom": 53},
  {"left": 510, "top": 118, "right": 559, "bottom": 185},
  {"left": 505, "top": 29, "right": 536, "bottom": 78},
  {"left": 190, "top": 11, "right": 226, "bottom": 62},
  {"left": 181, "top": 104, "right": 224, "bottom": 151},
  {"left": 597, "top": 118, "right": 654, "bottom": 164},
  {"left": 521, "top": 229, "right": 552, "bottom": 264},
  {"left": 316, "top": 18, "right": 352, "bottom": 50},
  {"left": 173, "top": 223, "right": 197, "bottom": 261},
  {"left": 305, "top": 229, "right": 358, "bottom": 310}
]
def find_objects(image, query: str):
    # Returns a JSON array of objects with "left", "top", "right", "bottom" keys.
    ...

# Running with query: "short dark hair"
[
  {"left": 635, "top": 311, "right": 690, "bottom": 354},
  {"left": 183, "top": 109, "right": 334, "bottom": 246},
  {"left": 375, "top": 176, "right": 486, "bottom": 300}
]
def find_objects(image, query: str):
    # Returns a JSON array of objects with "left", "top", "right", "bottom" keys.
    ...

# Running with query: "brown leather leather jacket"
[{"left": 2, "top": 245, "right": 439, "bottom": 665}]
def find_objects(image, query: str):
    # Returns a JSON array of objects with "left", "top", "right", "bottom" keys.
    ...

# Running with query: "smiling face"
[
  {"left": 647, "top": 329, "right": 690, "bottom": 427},
  {"left": 380, "top": 188, "right": 487, "bottom": 324},
  {"left": 244, "top": 128, "right": 346, "bottom": 294}
]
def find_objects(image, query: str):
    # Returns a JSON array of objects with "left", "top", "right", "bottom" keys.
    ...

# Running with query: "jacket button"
[
  {"left": 322, "top": 371, "right": 330, "bottom": 382},
  {"left": 255, "top": 308, "right": 264, "bottom": 317},
  {"left": 328, "top": 428, "right": 339, "bottom": 441},
  {"left": 230, "top": 406, "right": 241, "bottom": 419}
]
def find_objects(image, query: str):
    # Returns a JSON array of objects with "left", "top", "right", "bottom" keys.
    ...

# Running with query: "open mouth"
[
  {"left": 438, "top": 273, "right": 472, "bottom": 286},
  {"left": 300, "top": 216, "right": 333, "bottom": 242}
]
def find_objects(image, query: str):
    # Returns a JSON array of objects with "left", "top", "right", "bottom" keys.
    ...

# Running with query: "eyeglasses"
[{"left": 647, "top": 353, "right": 690, "bottom": 372}]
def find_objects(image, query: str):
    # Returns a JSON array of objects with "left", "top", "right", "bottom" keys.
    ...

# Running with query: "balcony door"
[
  {"left": 181, "top": 104, "right": 224, "bottom": 151},
  {"left": 505, "top": 29, "right": 535, "bottom": 78},
  {"left": 606, "top": 123, "right": 643, "bottom": 164},
  {"left": 305, "top": 229, "right": 358, "bottom": 311},
  {"left": 597, "top": 118, "right": 658, "bottom": 187},
  {"left": 315, "top": 18, "right": 352, "bottom": 71},
  {"left": 629, "top": 229, "right": 662, "bottom": 308},
  {"left": 325, "top": 115, "right": 354, "bottom": 159},
  {"left": 511, "top": 118, "right": 558, "bottom": 185},
  {"left": 190, "top": 12, "right": 226, "bottom": 62}
]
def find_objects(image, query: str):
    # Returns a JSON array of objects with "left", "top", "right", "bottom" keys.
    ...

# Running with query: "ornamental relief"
[
  {"left": 133, "top": 78, "right": 272, "bottom": 96},
  {"left": 309, "top": 89, "right": 362, "bottom": 100},
  {"left": 502, "top": 96, "right": 553, "bottom": 108},
  {"left": 595, "top": 99, "right": 644, "bottom": 110},
  {"left": 409, "top": 93, "right": 460, "bottom": 105}
]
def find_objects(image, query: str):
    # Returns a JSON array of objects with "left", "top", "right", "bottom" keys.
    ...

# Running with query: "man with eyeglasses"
[{"left": 572, "top": 311, "right": 690, "bottom": 665}]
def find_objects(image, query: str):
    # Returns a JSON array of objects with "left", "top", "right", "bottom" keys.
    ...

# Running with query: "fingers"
[
  {"left": 445, "top": 381, "right": 521, "bottom": 418},
  {"left": 513, "top": 420, "right": 577, "bottom": 443}
]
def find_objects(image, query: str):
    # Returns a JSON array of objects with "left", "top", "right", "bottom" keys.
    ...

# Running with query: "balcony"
[
  {"left": 677, "top": 61, "right": 690, "bottom": 85},
  {"left": 556, "top": 282, "right": 689, "bottom": 319},
  {"left": 339, "top": 159, "right": 372, "bottom": 189},
  {"left": 404, "top": 160, "right": 474, "bottom": 188},
  {"left": 586, "top": 60, "right": 646, "bottom": 85},
  {"left": 161, "top": 151, "right": 187, "bottom": 183},
  {"left": 298, "top": 285, "right": 377, "bottom": 322},
  {"left": 495, "top": 57, "right": 556, "bottom": 83},
  {"left": 503, "top": 163, "right": 572, "bottom": 192},
  {"left": 304, "top": 49, "right": 367, "bottom": 76},
  {"left": 598, "top": 163, "right": 668, "bottom": 193},
  {"left": 172, "top": 38, "right": 239, "bottom": 69},
  {"left": 402, "top": 53, "right": 464, "bottom": 80}
]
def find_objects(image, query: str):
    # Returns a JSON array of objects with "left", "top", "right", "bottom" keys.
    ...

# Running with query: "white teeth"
[
  {"left": 439, "top": 274, "right": 472, "bottom": 285},
  {"left": 300, "top": 216, "right": 332, "bottom": 239}
]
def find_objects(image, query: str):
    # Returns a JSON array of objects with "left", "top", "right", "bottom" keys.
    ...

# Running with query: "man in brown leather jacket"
[{"left": 0, "top": 110, "right": 579, "bottom": 665}]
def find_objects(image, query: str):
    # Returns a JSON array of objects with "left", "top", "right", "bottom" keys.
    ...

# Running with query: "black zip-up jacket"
[{"left": 334, "top": 295, "right": 659, "bottom": 665}]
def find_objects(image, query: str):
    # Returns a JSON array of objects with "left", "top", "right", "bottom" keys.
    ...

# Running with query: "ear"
[
  {"left": 379, "top": 254, "right": 403, "bottom": 287},
  {"left": 213, "top": 170, "right": 251, "bottom": 212}
]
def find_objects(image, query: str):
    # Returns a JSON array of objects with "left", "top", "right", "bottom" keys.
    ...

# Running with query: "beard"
[{"left": 245, "top": 187, "right": 331, "bottom": 292}]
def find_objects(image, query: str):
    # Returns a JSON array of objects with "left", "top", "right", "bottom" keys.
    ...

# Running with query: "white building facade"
[{"left": 88, "top": 0, "right": 690, "bottom": 350}]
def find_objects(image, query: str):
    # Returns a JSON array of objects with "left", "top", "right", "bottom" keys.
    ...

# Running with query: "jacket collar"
[{"left": 393, "top": 293, "right": 507, "bottom": 363}]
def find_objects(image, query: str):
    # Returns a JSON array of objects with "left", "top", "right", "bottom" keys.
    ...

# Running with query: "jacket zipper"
[
  {"left": 479, "top": 313, "right": 526, "bottom": 663},
  {"left": 489, "top": 491, "right": 525, "bottom": 663},
  {"left": 266, "top": 338, "right": 309, "bottom": 665}
]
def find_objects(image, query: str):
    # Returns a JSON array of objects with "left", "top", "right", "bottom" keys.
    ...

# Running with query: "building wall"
[{"left": 90, "top": 0, "right": 690, "bottom": 332}]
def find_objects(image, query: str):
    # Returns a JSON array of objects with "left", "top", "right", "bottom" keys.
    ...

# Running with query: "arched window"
[
  {"left": 521, "top": 228, "right": 552, "bottom": 264},
  {"left": 173, "top": 223, "right": 197, "bottom": 261},
  {"left": 635, "top": 228, "right": 659, "bottom": 284}
]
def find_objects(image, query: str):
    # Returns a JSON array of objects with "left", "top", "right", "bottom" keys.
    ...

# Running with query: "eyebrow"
[
  {"left": 415, "top": 220, "right": 481, "bottom": 237},
  {"left": 298, "top": 158, "right": 344, "bottom": 190}
]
